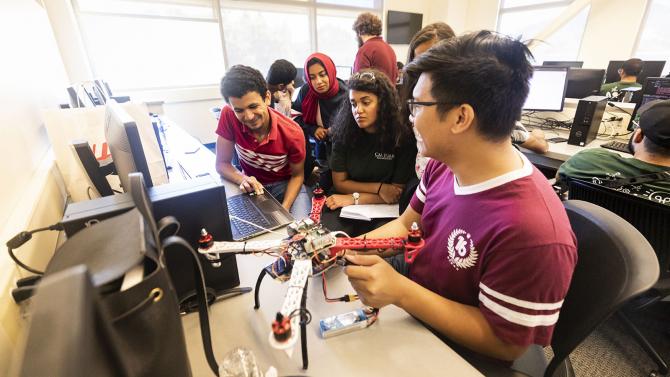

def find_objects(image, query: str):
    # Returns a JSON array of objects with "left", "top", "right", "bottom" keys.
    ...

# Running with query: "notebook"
[{"left": 339, "top": 204, "right": 400, "bottom": 221}]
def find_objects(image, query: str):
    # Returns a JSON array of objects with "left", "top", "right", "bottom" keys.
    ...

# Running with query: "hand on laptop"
[{"left": 239, "top": 176, "right": 264, "bottom": 195}]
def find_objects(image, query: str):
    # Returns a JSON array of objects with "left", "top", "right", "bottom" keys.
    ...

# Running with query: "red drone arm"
[{"left": 309, "top": 186, "right": 326, "bottom": 223}]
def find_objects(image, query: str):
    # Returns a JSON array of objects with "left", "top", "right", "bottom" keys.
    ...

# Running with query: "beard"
[
  {"left": 627, "top": 133, "right": 636, "bottom": 155},
  {"left": 357, "top": 35, "right": 363, "bottom": 48}
]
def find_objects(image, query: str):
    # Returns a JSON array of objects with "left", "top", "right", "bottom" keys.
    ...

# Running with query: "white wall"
[
  {"left": 0, "top": 0, "right": 70, "bottom": 373},
  {"left": 578, "top": 0, "right": 649, "bottom": 69}
]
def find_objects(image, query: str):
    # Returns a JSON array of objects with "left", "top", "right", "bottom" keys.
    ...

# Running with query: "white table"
[{"left": 166, "top": 121, "right": 484, "bottom": 376}]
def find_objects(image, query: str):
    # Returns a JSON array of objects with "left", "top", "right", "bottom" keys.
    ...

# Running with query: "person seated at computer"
[
  {"left": 292, "top": 53, "right": 348, "bottom": 163},
  {"left": 512, "top": 122, "right": 549, "bottom": 154},
  {"left": 266, "top": 59, "right": 297, "bottom": 117},
  {"left": 557, "top": 99, "right": 670, "bottom": 205},
  {"left": 599, "top": 58, "right": 643, "bottom": 98},
  {"left": 215, "top": 65, "right": 311, "bottom": 218},
  {"left": 324, "top": 69, "right": 416, "bottom": 210},
  {"left": 343, "top": 32, "right": 577, "bottom": 364}
]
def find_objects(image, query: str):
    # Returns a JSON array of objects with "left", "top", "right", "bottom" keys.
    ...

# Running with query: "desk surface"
[{"left": 166, "top": 120, "right": 483, "bottom": 376}]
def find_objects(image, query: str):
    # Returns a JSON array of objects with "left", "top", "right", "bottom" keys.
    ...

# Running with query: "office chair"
[
  {"left": 510, "top": 200, "right": 660, "bottom": 377},
  {"left": 567, "top": 178, "right": 670, "bottom": 376}
]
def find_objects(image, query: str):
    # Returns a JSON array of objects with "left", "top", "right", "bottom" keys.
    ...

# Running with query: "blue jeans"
[{"left": 265, "top": 180, "right": 311, "bottom": 220}]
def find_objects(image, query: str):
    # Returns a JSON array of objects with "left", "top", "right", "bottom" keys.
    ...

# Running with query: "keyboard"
[
  {"left": 600, "top": 140, "right": 631, "bottom": 154},
  {"left": 227, "top": 194, "right": 272, "bottom": 240}
]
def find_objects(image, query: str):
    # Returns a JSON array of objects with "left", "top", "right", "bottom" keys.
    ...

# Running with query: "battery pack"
[{"left": 319, "top": 309, "right": 368, "bottom": 339}]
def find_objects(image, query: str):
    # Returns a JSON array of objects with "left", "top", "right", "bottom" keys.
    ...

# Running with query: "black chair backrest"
[
  {"left": 547, "top": 200, "right": 659, "bottom": 377},
  {"left": 567, "top": 178, "right": 670, "bottom": 276}
]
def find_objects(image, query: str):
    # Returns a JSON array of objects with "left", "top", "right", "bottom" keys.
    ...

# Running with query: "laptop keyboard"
[
  {"left": 600, "top": 140, "right": 631, "bottom": 154},
  {"left": 227, "top": 194, "right": 272, "bottom": 240}
]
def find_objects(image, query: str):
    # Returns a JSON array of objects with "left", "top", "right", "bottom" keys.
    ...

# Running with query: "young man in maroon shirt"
[
  {"left": 352, "top": 12, "right": 398, "bottom": 85},
  {"left": 344, "top": 31, "right": 577, "bottom": 363},
  {"left": 215, "top": 65, "right": 310, "bottom": 218}
]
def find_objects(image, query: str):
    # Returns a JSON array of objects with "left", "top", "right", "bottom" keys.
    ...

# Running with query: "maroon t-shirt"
[
  {"left": 409, "top": 153, "right": 577, "bottom": 347},
  {"left": 216, "top": 106, "right": 305, "bottom": 184},
  {"left": 353, "top": 36, "right": 398, "bottom": 85}
]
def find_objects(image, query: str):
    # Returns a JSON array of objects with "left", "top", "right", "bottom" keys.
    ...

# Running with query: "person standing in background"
[{"left": 352, "top": 12, "right": 398, "bottom": 86}]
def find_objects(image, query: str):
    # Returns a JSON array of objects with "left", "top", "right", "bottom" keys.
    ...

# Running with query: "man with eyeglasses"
[{"left": 344, "top": 31, "right": 577, "bottom": 367}]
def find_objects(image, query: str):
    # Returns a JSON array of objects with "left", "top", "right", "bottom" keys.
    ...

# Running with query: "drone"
[{"left": 197, "top": 186, "right": 425, "bottom": 369}]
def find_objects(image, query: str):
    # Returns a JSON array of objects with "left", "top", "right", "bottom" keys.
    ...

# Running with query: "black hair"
[
  {"left": 352, "top": 12, "right": 382, "bottom": 36},
  {"left": 404, "top": 30, "right": 534, "bottom": 142},
  {"left": 266, "top": 59, "right": 297, "bottom": 86},
  {"left": 307, "top": 58, "right": 324, "bottom": 71},
  {"left": 331, "top": 69, "right": 410, "bottom": 151},
  {"left": 220, "top": 65, "right": 267, "bottom": 103},
  {"left": 644, "top": 137, "right": 670, "bottom": 157},
  {"left": 406, "top": 22, "right": 456, "bottom": 63},
  {"left": 622, "top": 58, "right": 643, "bottom": 77}
]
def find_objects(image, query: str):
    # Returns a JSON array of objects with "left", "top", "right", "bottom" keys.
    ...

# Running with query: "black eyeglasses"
[{"left": 406, "top": 99, "right": 459, "bottom": 117}]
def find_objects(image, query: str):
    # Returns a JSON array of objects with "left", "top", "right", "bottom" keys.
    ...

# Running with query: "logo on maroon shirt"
[{"left": 446, "top": 228, "right": 478, "bottom": 270}]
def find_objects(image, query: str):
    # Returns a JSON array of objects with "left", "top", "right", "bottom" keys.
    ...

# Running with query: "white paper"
[{"left": 339, "top": 204, "right": 400, "bottom": 221}]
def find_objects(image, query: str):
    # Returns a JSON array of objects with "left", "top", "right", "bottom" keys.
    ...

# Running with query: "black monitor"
[
  {"left": 628, "top": 77, "right": 670, "bottom": 130},
  {"left": 523, "top": 66, "right": 569, "bottom": 112},
  {"left": 295, "top": 67, "right": 305, "bottom": 88},
  {"left": 565, "top": 68, "right": 606, "bottom": 99},
  {"left": 104, "top": 100, "right": 154, "bottom": 190},
  {"left": 542, "top": 61, "right": 584, "bottom": 68},
  {"left": 605, "top": 60, "right": 666, "bottom": 84},
  {"left": 386, "top": 11, "right": 423, "bottom": 44}
]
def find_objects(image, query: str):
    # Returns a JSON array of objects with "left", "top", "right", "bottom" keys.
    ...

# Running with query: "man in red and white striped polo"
[{"left": 215, "top": 65, "right": 310, "bottom": 218}]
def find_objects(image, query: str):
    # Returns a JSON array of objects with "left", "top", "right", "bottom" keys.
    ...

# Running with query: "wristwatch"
[{"left": 352, "top": 192, "right": 360, "bottom": 205}]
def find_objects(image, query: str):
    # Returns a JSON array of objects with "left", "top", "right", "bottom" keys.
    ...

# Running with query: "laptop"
[{"left": 226, "top": 191, "right": 294, "bottom": 240}]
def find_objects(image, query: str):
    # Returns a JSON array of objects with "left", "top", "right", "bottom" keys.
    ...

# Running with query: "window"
[
  {"left": 316, "top": 9, "right": 358, "bottom": 79},
  {"left": 221, "top": 3, "right": 311, "bottom": 76},
  {"left": 497, "top": 0, "right": 590, "bottom": 64},
  {"left": 635, "top": 0, "right": 670, "bottom": 76},
  {"left": 75, "top": 0, "right": 224, "bottom": 90},
  {"left": 72, "top": 0, "right": 381, "bottom": 92}
]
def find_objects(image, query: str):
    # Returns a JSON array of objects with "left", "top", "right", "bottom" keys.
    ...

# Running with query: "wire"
[{"left": 6, "top": 223, "right": 63, "bottom": 275}]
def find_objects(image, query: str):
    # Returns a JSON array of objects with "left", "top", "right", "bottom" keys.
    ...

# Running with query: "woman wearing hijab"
[{"left": 292, "top": 53, "right": 348, "bottom": 163}]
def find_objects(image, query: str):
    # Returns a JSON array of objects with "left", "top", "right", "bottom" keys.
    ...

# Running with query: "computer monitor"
[
  {"left": 605, "top": 60, "right": 667, "bottom": 84},
  {"left": 386, "top": 11, "right": 423, "bottom": 44},
  {"left": 523, "top": 66, "right": 569, "bottom": 112},
  {"left": 628, "top": 77, "right": 670, "bottom": 130},
  {"left": 565, "top": 68, "right": 606, "bottom": 99},
  {"left": 295, "top": 67, "right": 305, "bottom": 88},
  {"left": 542, "top": 61, "right": 584, "bottom": 68},
  {"left": 336, "top": 65, "right": 353, "bottom": 81},
  {"left": 104, "top": 100, "right": 155, "bottom": 190}
]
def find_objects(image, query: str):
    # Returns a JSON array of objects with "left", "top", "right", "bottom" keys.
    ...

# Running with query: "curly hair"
[
  {"left": 220, "top": 65, "right": 267, "bottom": 103},
  {"left": 407, "top": 22, "right": 456, "bottom": 63},
  {"left": 352, "top": 12, "right": 382, "bottom": 36},
  {"left": 331, "top": 69, "right": 410, "bottom": 151}
]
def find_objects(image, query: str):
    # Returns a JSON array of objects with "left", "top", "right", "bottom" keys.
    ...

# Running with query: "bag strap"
[
  {"left": 162, "top": 236, "right": 219, "bottom": 376},
  {"left": 599, "top": 170, "right": 670, "bottom": 188},
  {"left": 128, "top": 173, "right": 161, "bottom": 252}
]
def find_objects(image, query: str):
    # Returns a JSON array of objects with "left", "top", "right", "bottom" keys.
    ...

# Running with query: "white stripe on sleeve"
[
  {"left": 479, "top": 283, "right": 564, "bottom": 310},
  {"left": 479, "top": 293, "right": 560, "bottom": 328}
]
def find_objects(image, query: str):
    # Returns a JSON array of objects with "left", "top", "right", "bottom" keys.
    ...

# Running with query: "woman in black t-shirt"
[{"left": 325, "top": 69, "right": 416, "bottom": 210}]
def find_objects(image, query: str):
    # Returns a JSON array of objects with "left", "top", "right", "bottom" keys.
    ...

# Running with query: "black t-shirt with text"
[{"left": 330, "top": 131, "right": 416, "bottom": 185}]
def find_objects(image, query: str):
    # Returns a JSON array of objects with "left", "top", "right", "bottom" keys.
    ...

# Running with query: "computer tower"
[
  {"left": 61, "top": 177, "right": 240, "bottom": 309},
  {"left": 568, "top": 96, "right": 607, "bottom": 146}
]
